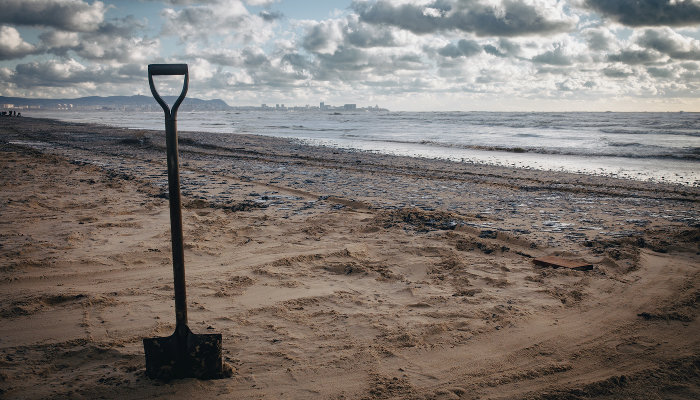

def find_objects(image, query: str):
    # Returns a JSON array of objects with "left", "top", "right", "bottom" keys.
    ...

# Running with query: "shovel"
[{"left": 143, "top": 64, "right": 228, "bottom": 380}]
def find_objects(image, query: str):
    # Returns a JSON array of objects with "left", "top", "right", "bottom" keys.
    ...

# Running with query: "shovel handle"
[
  {"left": 149, "top": 64, "right": 188, "bottom": 76},
  {"left": 148, "top": 64, "right": 189, "bottom": 330},
  {"left": 148, "top": 64, "right": 189, "bottom": 119}
]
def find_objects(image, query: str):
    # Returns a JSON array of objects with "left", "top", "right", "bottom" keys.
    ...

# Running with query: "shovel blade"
[{"left": 144, "top": 327, "right": 226, "bottom": 380}]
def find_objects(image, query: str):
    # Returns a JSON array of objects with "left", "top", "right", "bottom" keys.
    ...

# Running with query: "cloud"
[
  {"left": 556, "top": 78, "right": 594, "bottom": 91},
  {"left": 75, "top": 35, "right": 160, "bottom": 64},
  {"left": 302, "top": 19, "right": 345, "bottom": 54},
  {"left": 11, "top": 59, "right": 139, "bottom": 89},
  {"left": 352, "top": 0, "right": 446, "bottom": 35},
  {"left": 497, "top": 38, "right": 522, "bottom": 56},
  {"left": 532, "top": 45, "right": 573, "bottom": 65},
  {"left": 583, "top": 27, "right": 617, "bottom": 51},
  {"left": 583, "top": 0, "right": 700, "bottom": 27},
  {"left": 1, "top": 0, "right": 699, "bottom": 106},
  {"left": 241, "top": 47, "right": 270, "bottom": 67},
  {"left": 646, "top": 66, "right": 674, "bottom": 77},
  {"left": 281, "top": 53, "right": 316, "bottom": 73},
  {"left": 483, "top": 44, "right": 507, "bottom": 57},
  {"left": 603, "top": 65, "right": 634, "bottom": 77},
  {"left": 0, "top": 26, "right": 38, "bottom": 60},
  {"left": 0, "top": 0, "right": 106, "bottom": 32},
  {"left": 150, "top": 0, "right": 219, "bottom": 4},
  {"left": 161, "top": 1, "right": 273, "bottom": 44},
  {"left": 259, "top": 10, "right": 283, "bottom": 21},
  {"left": 438, "top": 39, "right": 482, "bottom": 58},
  {"left": 192, "top": 48, "right": 244, "bottom": 67},
  {"left": 636, "top": 28, "right": 700, "bottom": 60},
  {"left": 300, "top": 15, "right": 402, "bottom": 60},
  {"left": 95, "top": 15, "right": 147, "bottom": 37},
  {"left": 35, "top": 16, "right": 156, "bottom": 64},
  {"left": 607, "top": 49, "right": 663, "bottom": 64},
  {"left": 39, "top": 30, "right": 80, "bottom": 48},
  {"left": 478, "top": 38, "right": 523, "bottom": 58},
  {"left": 353, "top": 0, "right": 576, "bottom": 37},
  {"left": 344, "top": 20, "right": 398, "bottom": 48},
  {"left": 245, "top": 0, "right": 279, "bottom": 5}
]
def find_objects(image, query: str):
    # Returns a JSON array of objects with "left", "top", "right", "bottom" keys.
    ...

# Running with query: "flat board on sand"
[{"left": 533, "top": 256, "right": 593, "bottom": 271}]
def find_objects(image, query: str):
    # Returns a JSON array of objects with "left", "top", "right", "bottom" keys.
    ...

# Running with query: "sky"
[{"left": 1, "top": 0, "right": 700, "bottom": 111}]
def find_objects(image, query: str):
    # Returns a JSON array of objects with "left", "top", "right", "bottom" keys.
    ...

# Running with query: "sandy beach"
[{"left": 0, "top": 116, "right": 698, "bottom": 399}]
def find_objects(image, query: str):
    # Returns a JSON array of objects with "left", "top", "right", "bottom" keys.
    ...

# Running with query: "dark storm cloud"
[
  {"left": 583, "top": 0, "right": 700, "bottom": 27},
  {"left": 353, "top": 0, "right": 574, "bottom": 37},
  {"left": 438, "top": 39, "right": 482, "bottom": 58},
  {"left": 0, "top": 0, "right": 105, "bottom": 32},
  {"left": 636, "top": 29, "right": 700, "bottom": 60}
]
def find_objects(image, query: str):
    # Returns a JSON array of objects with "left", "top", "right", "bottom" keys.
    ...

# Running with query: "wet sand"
[{"left": 0, "top": 117, "right": 698, "bottom": 399}]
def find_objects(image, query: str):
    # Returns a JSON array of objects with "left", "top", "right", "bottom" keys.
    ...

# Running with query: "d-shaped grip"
[
  {"left": 149, "top": 64, "right": 188, "bottom": 76},
  {"left": 148, "top": 64, "right": 189, "bottom": 119}
]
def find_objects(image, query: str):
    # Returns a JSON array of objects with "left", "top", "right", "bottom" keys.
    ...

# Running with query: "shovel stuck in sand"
[{"left": 143, "top": 64, "right": 227, "bottom": 380}]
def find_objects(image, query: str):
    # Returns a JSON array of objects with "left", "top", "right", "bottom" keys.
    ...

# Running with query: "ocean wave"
[
  {"left": 600, "top": 128, "right": 700, "bottom": 137},
  {"left": 363, "top": 137, "right": 700, "bottom": 161},
  {"left": 265, "top": 124, "right": 356, "bottom": 133}
]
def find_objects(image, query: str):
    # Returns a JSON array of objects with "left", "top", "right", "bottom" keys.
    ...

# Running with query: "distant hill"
[{"left": 0, "top": 95, "right": 232, "bottom": 111}]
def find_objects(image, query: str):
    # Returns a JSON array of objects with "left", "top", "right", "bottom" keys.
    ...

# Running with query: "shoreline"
[
  {"left": 1, "top": 117, "right": 699, "bottom": 399},
  {"left": 25, "top": 110, "right": 700, "bottom": 187},
  {"left": 13, "top": 116, "right": 700, "bottom": 192}
]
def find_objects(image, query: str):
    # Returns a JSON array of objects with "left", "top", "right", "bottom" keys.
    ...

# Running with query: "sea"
[{"left": 30, "top": 110, "right": 700, "bottom": 186}]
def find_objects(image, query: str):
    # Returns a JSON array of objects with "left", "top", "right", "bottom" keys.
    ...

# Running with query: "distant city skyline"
[
  {"left": 0, "top": 94, "right": 387, "bottom": 112},
  {"left": 1, "top": 1, "right": 699, "bottom": 111}
]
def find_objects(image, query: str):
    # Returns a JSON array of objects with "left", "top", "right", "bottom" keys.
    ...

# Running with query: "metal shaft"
[{"left": 164, "top": 115, "right": 188, "bottom": 330}]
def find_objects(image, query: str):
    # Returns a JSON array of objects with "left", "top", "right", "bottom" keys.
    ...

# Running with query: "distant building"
[
  {"left": 320, "top": 101, "right": 326, "bottom": 110},
  {"left": 343, "top": 104, "right": 356, "bottom": 111}
]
